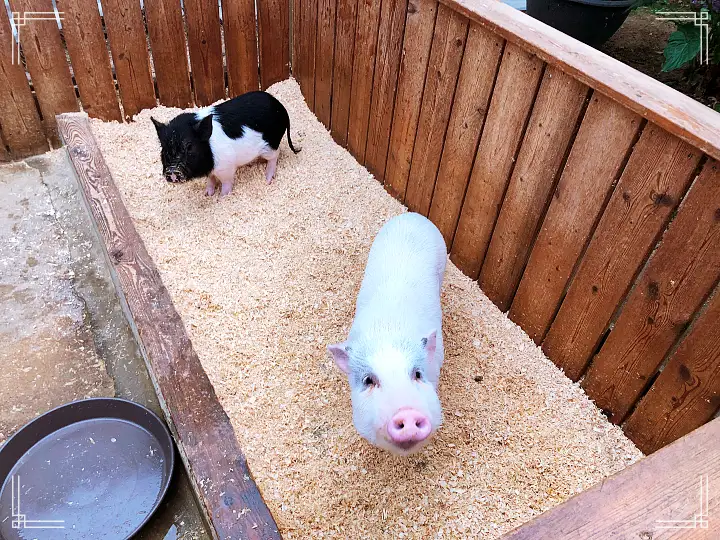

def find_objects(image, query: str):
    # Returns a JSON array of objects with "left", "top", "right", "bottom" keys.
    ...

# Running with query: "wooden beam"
[
  {"left": 441, "top": 0, "right": 720, "bottom": 162},
  {"left": 500, "top": 417, "right": 720, "bottom": 539},
  {"left": 57, "top": 113, "right": 281, "bottom": 540}
]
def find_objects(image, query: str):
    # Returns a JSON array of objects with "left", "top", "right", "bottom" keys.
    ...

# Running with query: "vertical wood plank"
[
  {"left": 297, "top": 0, "right": 318, "bottom": 108},
  {"left": 293, "top": 0, "right": 301, "bottom": 74},
  {"left": 583, "top": 159, "right": 720, "bottom": 423},
  {"left": 404, "top": 4, "right": 467, "bottom": 215},
  {"left": 0, "top": 132, "right": 11, "bottom": 162},
  {"left": 449, "top": 43, "right": 543, "bottom": 279},
  {"left": 543, "top": 125, "right": 702, "bottom": 381},
  {"left": 8, "top": 0, "right": 78, "bottom": 144},
  {"left": 329, "top": 0, "right": 358, "bottom": 146},
  {"left": 143, "top": 0, "right": 192, "bottom": 107},
  {"left": 258, "top": 0, "right": 291, "bottom": 89},
  {"left": 383, "top": 0, "right": 437, "bottom": 199},
  {"left": 315, "top": 0, "right": 337, "bottom": 127},
  {"left": 508, "top": 95, "right": 641, "bottom": 343},
  {"left": 101, "top": 0, "right": 156, "bottom": 118},
  {"left": 225, "top": 0, "right": 260, "bottom": 96},
  {"left": 624, "top": 287, "right": 720, "bottom": 454},
  {"left": 364, "top": 0, "right": 408, "bottom": 180},
  {"left": 478, "top": 67, "right": 588, "bottom": 311},
  {"left": 184, "top": 0, "right": 224, "bottom": 105},
  {"left": 0, "top": 6, "right": 48, "bottom": 157},
  {"left": 56, "top": 0, "right": 121, "bottom": 121},
  {"left": 346, "top": 0, "right": 382, "bottom": 162},
  {"left": 428, "top": 23, "right": 503, "bottom": 247}
]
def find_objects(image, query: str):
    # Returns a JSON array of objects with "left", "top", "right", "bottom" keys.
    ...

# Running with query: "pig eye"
[
  {"left": 414, "top": 370, "right": 423, "bottom": 381},
  {"left": 362, "top": 375, "right": 377, "bottom": 388}
]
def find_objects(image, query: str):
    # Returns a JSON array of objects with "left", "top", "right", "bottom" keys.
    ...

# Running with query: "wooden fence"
[
  {"left": 2, "top": 0, "right": 720, "bottom": 454},
  {"left": 294, "top": 0, "right": 720, "bottom": 454},
  {"left": 0, "top": 0, "right": 290, "bottom": 158}
]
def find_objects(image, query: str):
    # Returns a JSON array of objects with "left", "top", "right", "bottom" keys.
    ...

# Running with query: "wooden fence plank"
[
  {"left": 427, "top": 23, "right": 502, "bottom": 247},
  {"left": 543, "top": 125, "right": 702, "bottom": 381},
  {"left": 56, "top": 0, "right": 121, "bottom": 121},
  {"left": 346, "top": 0, "right": 382, "bottom": 162},
  {"left": 143, "top": 0, "right": 192, "bottom": 108},
  {"left": 315, "top": 0, "right": 337, "bottom": 127},
  {"left": 58, "top": 113, "right": 281, "bottom": 540},
  {"left": 508, "top": 95, "right": 641, "bottom": 343},
  {"left": 0, "top": 132, "right": 10, "bottom": 162},
  {"left": 624, "top": 289, "right": 720, "bottom": 454},
  {"left": 258, "top": 0, "right": 291, "bottom": 89},
  {"left": 101, "top": 0, "right": 156, "bottom": 118},
  {"left": 383, "top": 0, "right": 437, "bottom": 199},
  {"left": 330, "top": 0, "right": 358, "bottom": 146},
  {"left": 297, "top": 0, "right": 318, "bottom": 107},
  {"left": 501, "top": 417, "right": 720, "bottom": 538},
  {"left": 184, "top": 0, "right": 225, "bottom": 105},
  {"left": 583, "top": 159, "right": 720, "bottom": 424},
  {"left": 8, "top": 0, "right": 78, "bottom": 144},
  {"left": 0, "top": 7, "right": 48, "bottom": 157},
  {"left": 442, "top": 0, "right": 720, "bottom": 163},
  {"left": 293, "top": 0, "right": 301, "bottom": 74},
  {"left": 478, "top": 67, "right": 588, "bottom": 311},
  {"left": 364, "top": 0, "right": 408, "bottom": 180},
  {"left": 404, "top": 4, "right": 467, "bottom": 216},
  {"left": 225, "top": 0, "right": 260, "bottom": 96},
  {"left": 449, "top": 42, "right": 542, "bottom": 279}
]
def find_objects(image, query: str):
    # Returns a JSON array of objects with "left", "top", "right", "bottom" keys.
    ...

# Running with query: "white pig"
[{"left": 328, "top": 212, "right": 447, "bottom": 455}]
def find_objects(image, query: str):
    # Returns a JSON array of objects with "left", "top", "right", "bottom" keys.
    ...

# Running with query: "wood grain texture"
[
  {"left": 56, "top": 0, "right": 122, "bottom": 121},
  {"left": 508, "top": 94, "right": 641, "bottom": 343},
  {"left": 543, "top": 125, "right": 702, "bottom": 381},
  {"left": 101, "top": 0, "right": 156, "bottom": 118},
  {"left": 184, "top": 0, "right": 224, "bottom": 105},
  {"left": 364, "top": 0, "right": 408, "bottom": 179},
  {"left": 428, "top": 23, "right": 502, "bottom": 247},
  {"left": 383, "top": 0, "right": 437, "bottom": 200},
  {"left": 441, "top": 0, "right": 720, "bottom": 163},
  {"left": 346, "top": 0, "right": 382, "bottom": 162},
  {"left": 58, "top": 113, "right": 281, "bottom": 540},
  {"left": 224, "top": 0, "right": 260, "bottom": 96},
  {"left": 297, "top": 0, "right": 318, "bottom": 107},
  {"left": 258, "top": 0, "right": 291, "bottom": 89},
  {"left": 0, "top": 133, "right": 9, "bottom": 162},
  {"left": 0, "top": 6, "right": 48, "bottom": 157},
  {"left": 143, "top": 0, "right": 192, "bottom": 107},
  {"left": 404, "top": 4, "right": 467, "bottom": 216},
  {"left": 478, "top": 67, "right": 588, "bottom": 311},
  {"left": 502, "top": 417, "right": 720, "bottom": 538},
  {"left": 8, "top": 0, "right": 78, "bottom": 144},
  {"left": 330, "top": 0, "right": 358, "bottom": 146},
  {"left": 624, "top": 288, "right": 720, "bottom": 454},
  {"left": 584, "top": 159, "right": 720, "bottom": 424},
  {"left": 315, "top": 0, "right": 337, "bottom": 127},
  {"left": 449, "top": 42, "right": 543, "bottom": 279},
  {"left": 293, "top": 0, "right": 301, "bottom": 74}
]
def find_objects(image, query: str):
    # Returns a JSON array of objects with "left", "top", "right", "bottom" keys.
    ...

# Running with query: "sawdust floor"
[{"left": 90, "top": 79, "right": 643, "bottom": 538}]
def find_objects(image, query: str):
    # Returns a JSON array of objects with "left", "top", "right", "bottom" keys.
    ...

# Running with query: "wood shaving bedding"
[{"left": 90, "top": 79, "right": 643, "bottom": 538}]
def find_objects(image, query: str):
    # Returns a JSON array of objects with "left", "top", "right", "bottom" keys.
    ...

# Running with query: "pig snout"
[
  {"left": 164, "top": 167, "right": 186, "bottom": 183},
  {"left": 387, "top": 408, "right": 432, "bottom": 449}
]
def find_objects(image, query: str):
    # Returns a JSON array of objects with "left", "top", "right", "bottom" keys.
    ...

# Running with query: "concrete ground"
[{"left": 0, "top": 149, "right": 209, "bottom": 540}]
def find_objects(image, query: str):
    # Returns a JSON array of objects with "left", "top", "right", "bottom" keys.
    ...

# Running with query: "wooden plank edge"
[
  {"left": 440, "top": 0, "right": 720, "bottom": 162},
  {"left": 56, "top": 112, "right": 282, "bottom": 540},
  {"left": 499, "top": 416, "right": 720, "bottom": 539}
]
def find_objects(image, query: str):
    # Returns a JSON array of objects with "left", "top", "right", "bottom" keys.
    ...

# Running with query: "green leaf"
[
  {"left": 714, "top": 103, "right": 720, "bottom": 113},
  {"left": 662, "top": 24, "right": 702, "bottom": 72}
]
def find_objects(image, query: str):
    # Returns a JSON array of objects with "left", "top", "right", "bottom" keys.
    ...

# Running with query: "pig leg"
[
  {"left": 262, "top": 149, "right": 280, "bottom": 185},
  {"left": 213, "top": 168, "right": 235, "bottom": 197},
  {"left": 205, "top": 175, "right": 220, "bottom": 196}
]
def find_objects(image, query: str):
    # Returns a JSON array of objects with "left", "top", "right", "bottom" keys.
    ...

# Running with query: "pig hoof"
[
  {"left": 220, "top": 183, "right": 232, "bottom": 197},
  {"left": 205, "top": 187, "right": 216, "bottom": 196}
]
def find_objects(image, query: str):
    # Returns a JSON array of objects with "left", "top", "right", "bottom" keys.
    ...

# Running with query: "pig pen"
[{"left": 83, "top": 79, "right": 642, "bottom": 538}]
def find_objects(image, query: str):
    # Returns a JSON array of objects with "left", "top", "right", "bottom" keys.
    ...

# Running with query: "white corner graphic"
[
  {"left": 10, "top": 11, "right": 65, "bottom": 65},
  {"left": 656, "top": 475, "right": 709, "bottom": 529},
  {"left": 655, "top": 11, "right": 711, "bottom": 66},
  {"left": 10, "top": 475, "right": 65, "bottom": 530}
]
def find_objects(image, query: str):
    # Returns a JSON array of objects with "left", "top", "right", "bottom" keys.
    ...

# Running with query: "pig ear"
[
  {"left": 151, "top": 117, "right": 165, "bottom": 136},
  {"left": 327, "top": 342, "right": 351, "bottom": 375},
  {"left": 193, "top": 116, "right": 213, "bottom": 142},
  {"left": 421, "top": 330, "right": 437, "bottom": 368}
]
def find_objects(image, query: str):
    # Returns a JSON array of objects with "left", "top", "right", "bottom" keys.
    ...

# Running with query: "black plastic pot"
[{"left": 526, "top": 0, "right": 636, "bottom": 48}]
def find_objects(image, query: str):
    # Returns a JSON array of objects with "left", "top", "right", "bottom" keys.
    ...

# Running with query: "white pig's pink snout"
[{"left": 387, "top": 407, "right": 432, "bottom": 449}]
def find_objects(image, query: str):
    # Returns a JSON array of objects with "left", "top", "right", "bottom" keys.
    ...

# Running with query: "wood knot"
[
  {"left": 110, "top": 248, "right": 124, "bottom": 263},
  {"left": 454, "top": 38, "right": 463, "bottom": 47},
  {"left": 223, "top": 494, "right": 235, "bottom": 507},
  {"left": 651, "top": 191, "right": 673, "bottom": 207},
  {"left": 647, "top": 281, "right": 660, "bottom": 299},
  {"left": 678, "top": 363, "right": 692, "bottom": 382},
  {"left": 407, "top": 2, "right": 418, "bottom": 13},
  {"left": 714, "top": 208, "right": 720, "bottom": 222}
]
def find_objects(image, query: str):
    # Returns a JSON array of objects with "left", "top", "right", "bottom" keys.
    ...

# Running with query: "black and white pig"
[
  {"left": 328, "top": 212, "right": 447, "bottom": 456},
  {"left": 151, "top": 91, "right": 299, "bottom": 196}
]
